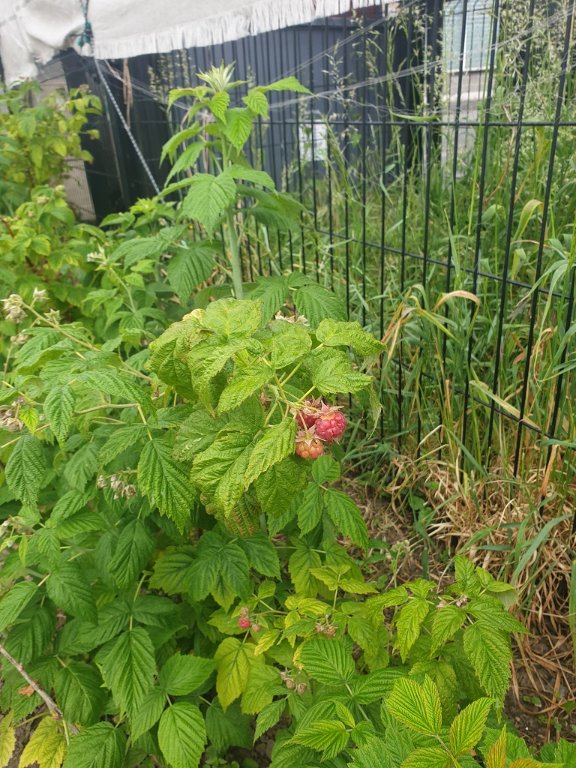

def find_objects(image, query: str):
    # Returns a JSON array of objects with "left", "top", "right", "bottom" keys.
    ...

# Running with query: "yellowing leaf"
[
  {"left": 214, "top": 637, "right": 256, "bottom": 710},
  {"left": 0, "top": 713, "right": 16, "bottom": 768},
  {"left": 19, "top": 717, "right": 66, "bottom": 768}
]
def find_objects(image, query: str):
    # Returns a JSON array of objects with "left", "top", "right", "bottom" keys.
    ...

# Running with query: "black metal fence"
[{"left": 52, "top": 0, "right": 576, "bottom": 494}]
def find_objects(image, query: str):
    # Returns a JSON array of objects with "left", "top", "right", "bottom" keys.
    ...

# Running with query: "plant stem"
[
  {"left": 227, "top": 209, "right": 244, "bottom": 299},
  {"left": 0, "top": 643, "right": 79, "bottom": 734}
]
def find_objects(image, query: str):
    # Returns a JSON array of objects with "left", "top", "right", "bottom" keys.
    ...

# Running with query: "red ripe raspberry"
[
  {"left": 238, "top": 617, "right": 251, "bottom": 629},
  {"left": 314, "top": 406, "right": 347, "bottom": 442},
  {"left": 295, "top": 429, "right": 325, "bottom": 460},
  {"left": 293, "top": 398, "right": 322, "bottom": 429}
]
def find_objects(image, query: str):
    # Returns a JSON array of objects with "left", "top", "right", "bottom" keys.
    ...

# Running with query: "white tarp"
[{"left": 1, "top": 0, "right": 383, "bottom": 85}]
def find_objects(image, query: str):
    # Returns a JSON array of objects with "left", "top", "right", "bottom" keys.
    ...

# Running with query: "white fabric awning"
[{"left": 1, "top": 0, "right": 387, "bottom": 86}]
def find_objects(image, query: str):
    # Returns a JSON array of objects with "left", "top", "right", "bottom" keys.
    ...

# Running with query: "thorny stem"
[{"left": 0, "top": 643, "right": 79, "bottom": 735}]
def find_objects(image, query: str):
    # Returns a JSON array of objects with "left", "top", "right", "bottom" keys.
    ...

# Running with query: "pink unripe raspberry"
[
  {"left": 293, "top": 398, "right": 322, "bottom": 429},
  {"left": 251, "top": 623, "right": 261, "bottom": 633},
  {"left": 314, "top": 407, "right": 347, "bottom": 441},
  {"left": 238, "top": 617, "right": 251, "bottom": 629},
  {"left": 295, "top": 430, "right": 325, "bottom": 460}
]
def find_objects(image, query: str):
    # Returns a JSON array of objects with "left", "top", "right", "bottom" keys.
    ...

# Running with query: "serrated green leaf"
[
  {"left": 311, "top": 350, "right": 372, "bottom": 395},
  {"left": 295, "top": 284, "right": 345, "bottom": 328},
  {"left": 237, "top": 534, "right": 280, "bottom": 578},
  {"left": 463, "top": 623, "right": 511, "bottom": 701},
  {"left": 396, "top": 598, "right": 430, "bottom": 662},
  {"left": 100, "top": 628, "right": 156, "bottom": 718},
  {"left": 311, "top": 454, "right": 341, "bottom": 484},
  {"left": 243, "top": 419, "right": 296, "bottom": 489},
  {"left": 300, "top": 636, "right": 355, "bottom": 685},
  {"left": 227, "top": 164, "right": 275, "bottom": 190},
  {"left": 189, "top": 532, "right": 250, "bottom": 610},
  {"left": 214, "top": 637, "right": 255, "bottom": 711},
  {"left": 324, "top": 489, "right": 369, "bottom": 549},
  {"left": 243, "top": 89, "right": 269, "bottom": 118},
  {"left": 400, "top": 746, "right": 451, "bottom": 768},
  {"left": 206, "top": 700, "right": 252, "bottom": 752},
  {"left": 99, "top": 424, "right": 146, "bottom": 465},
  {"left": 49, "top": 490, "right": 91, "bottom": 524},
  {"left": 223, "top": 109, "right": 254, "bottom": 150},
  {"left": 218, "top": 364, "right": 274, "bottom": 413},
  {"left": 181, "top": 172, "right": 236, "bottom": 235},
  {"left": 347, "top": 670, "right": 402, "bottom": 704},
  {"left": 47, "top": 562, "right": 96, "bottom": 622},
  {"left": 44, "top": 385, "right": 75, "bottom": 443},
  {"left": 108, "top": 519, "right": 154, "bottom": 588},
  {"left": 159, "top": 653, "right": 215, "bottom": 696},
  {"left": 292, "top": 721, "right": 349, "bottom": 760},
  {"left": 255, "top": 456, "right": 307, "bottom": 519},
  {"left": 4, "top": 605, "right": 55, "bottom": 665},
  {"left": 297, "top": 484, "right": 324, "bottom": 534},
  {"left": 262, "top": 76, "right": 311, "bottom": 94},
  {"left": 387, "top": 676, "right": 442, "bottom": 735},
  {"left": 54, "top": 662, "right": 107, "bottom": 726},
  {"left": 209, "top": 90, "right": 230, "bottom": 120},
  {"left": 165, "top": 141, "right": 204, "bottom": 183},
  {"left": 129, "top": 688, "right": 165, "bottom": 742},
  {"left": 19, "top": 716, "right": 65, "bottom": 768},
  {"left": 0, "top": 582, "right": 37, "bottom": 632},
  {"left": 249, "top": 276, "right": 288, "bottom": 320},
  {"left": 430, "top": 605, "right": 466, "bottom": 656},
  {"left": 316, "top": 319, "right": 383, "bottom": 357},
  {"left": 288, "top": 540, "right": 322, "bottom": 596},
  {"left": 138, "top": 440, "right": 192, "bottom": 530},
  {"left": 0, "top": 712, "right": 15, "bottom": 768},
  {"left": 449, "top": 698, "right": 492, "bottom": 755},
  {"left": 62, "top": 722, "right": 125, "bottom": 768},
  {"left": 5, "top": 434, "right": 47, "bottom": 509},
  {"left": 166, "top": 243, "right": 216, "bottom": 301},
  {"left": 149, "top": 549, "right": 195, "bottom": 594},
  {"left": 269, "top": 322, "right": 312, "bottom": 368},
  {"left": 203, "top": 298, "right": 263, "bottom": 338},
  {"left": 161, "top": 124, "right": 202, "bottom": 162},
  {"left": 158, "top": 702, "right": 206, "bottom": 768},
  {"left": 254, "top": 699, "right": 285, "bottom": 742}
]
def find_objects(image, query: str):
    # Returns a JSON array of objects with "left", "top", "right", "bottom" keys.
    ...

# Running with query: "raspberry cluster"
[{"left": 293, "top": 400, "right": 347, "bottom": 460}]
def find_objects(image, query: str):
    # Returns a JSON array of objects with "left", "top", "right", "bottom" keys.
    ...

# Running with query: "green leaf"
[
  {"left": 174, "top": 408, "right": 226, "bottom": 460},
  {"left": 3, "top": 605, "right": 54, "bottom": 665},
  {"left": 241, "top": 663, "right": 281, "bottom": 714},
  {"left": 449, "top": 698, "right": 492, "bottom": 755},
  {"left": 311, "top": 455, "right": 341, "bottom": 484},
  {"left": 5, "top": 434, "right": 47, "bottom": 509},
  {"left": 227, "top": 164, "right": 275, "bottom": 190},
  {"left": 243, "top": 419, "right": 296, "bottom": 490},
  {"left": 218, "top": 364, "right": 274, "bottom": 413},
  {"left": 205, "top": 700, "right": 253, "bottom": 751},
  {"left": 294, "top": 284, "right": 345, "bottom": 328},
  {"left": 161, "top": 124, "right": 201, "bottom": 162},
  {"left": 249, "top": 276, "right": 288, "bottom": 320},
  {"left": 243, "top": 88, "right": 269, "bottom": 118},
  {"left": 108, "top": 519, "right": 155, "bottom": 588},
  {"left": 255, "top": 456, "right": 307, "bottom": 518},
  {"left": 165, "top": 141, "right": 204, "bottom": 183},
  {"left": 0, "top": 582, "right": 37, "bottom": 632},
  {"left": 324, "top": 489, "right": 369, "bottom": 549},
  {"left": 166, "top": 243, "right": 216, "bottom": 301},
  {"left": 214, "top": 637, "right": 255, "bottom": 710},
  {"left": 223, "top": 108, "right": 254, "bottom": 150},
  {"left": 99, "top": 425, "right": 146, "bottom": 465},
  {"left": 262, "top": 76, "right": 311, "bottom": 94},
  {"left": 47, "top": 562, "right": 96, "bottom": 622},
  {"left": 430, "top": 605, "right": 466, "bottom": 656},
  {"left": 269, "top": 322, "right": 312, "bottom": 368},
  {"left": 316, "top": 319, "right": 383, "bottom": 357},
  {"left": 292, "top": 721, "right": 349, "bottom": 760},
  {"left": 203, "top": 299, "right": 263, "bottom": 338},
  {"left": 149, "top": 549, "right": 195, "bottom": 594},
  {"left": 189, "top": 532, "right": 250, "bottom": 609},
  {"left": 138, "top": 440, "right": 192, "bottom": 530},
  {"left": 159, "top": 653, "right": 215, "bottom": 696},
  {"left": 300, "top": 637, "right": 355, "bottom": 686},
  {"left": 44, "top": 385, "right": 75, "bottom": 443},
  {"left": 19, "top": 716, "right": 65, "bottom": 768},
  {"left": 209, "top": 90, "right": 230, "bottom": 120},
  {"left": 130, "top": 688, "right": 165, "bottom": 741},
  {"left": 463, "top": 623, "right": 511, "bottom": 701},
  {"left": 297, "top": 484, "right": 324, "bottom": 534},
  {"left": 387, "top": 676, "right": 443, "bottom": 735},
  {"left": 396, "top": 598, "right": 430, "bottom": 662},
  {"left": 311, "top": 350, "right": 372, "bottom": 395},
  {"left": 63, "top": 722, "right": 125, "bottom": 768},
  {"left": 288, "top": 540, "right": 322, "bottom": 596},
  {"left": 347, "top": 670, "right": 402, "bottom": 704},
  {"left": 401, "top": 747, "right": 451, "bottom": 768},
  {"left": 237, "top": 534, "right": 281, "bottom": 578},
  {"left": 100, "top": 628, "right": 156, "bottom": 718},
  {"left": 181, "top": 172, "right": 236, "bottom": 235},
  {"left": 254, "top": 699, "right": 285, "bottom": 742},
  {"left": 158, "top": 702, "right": 206, "bottom": 768},
  {"left": 0, "top": 712, "right": 15, "bottom": 768},
  {"left": 54, "top": 662, "right": 107, "bottom": 726},
  {"left": 110, "top": 236, "right": 165, "bottom": 267}
]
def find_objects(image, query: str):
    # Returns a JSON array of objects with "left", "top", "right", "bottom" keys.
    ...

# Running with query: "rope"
[{"left": 78, "top": 0, "right": 161, "bottom": 195}]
